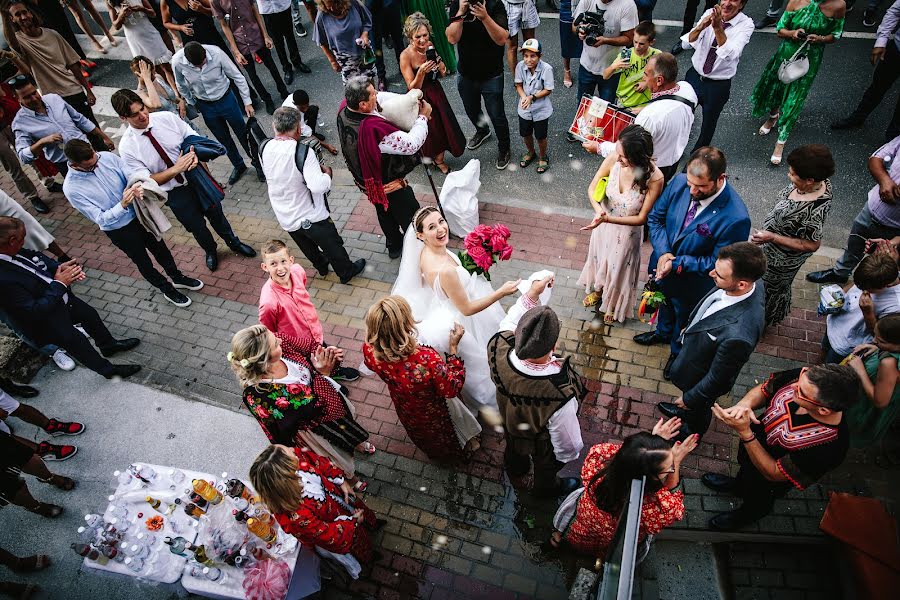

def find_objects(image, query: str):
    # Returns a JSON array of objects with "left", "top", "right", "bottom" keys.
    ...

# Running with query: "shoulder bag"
[{"left": 778, "top": 40, "right": 810, "bottom": 84}]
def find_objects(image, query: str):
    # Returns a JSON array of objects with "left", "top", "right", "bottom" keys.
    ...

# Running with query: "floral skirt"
[{"left": 334, "top": 50, "right": 378, "bottom": 86}]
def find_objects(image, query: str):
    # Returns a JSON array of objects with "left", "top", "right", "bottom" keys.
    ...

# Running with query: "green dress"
[
  {"left": 749, "top": 0, "right": 844, "bottom": 142},
  {"left": 845, "top": 350, "right": 900, "bottom": 447},
  {"left": 403, "top": 0, "right": 458, "bottom": 73}
]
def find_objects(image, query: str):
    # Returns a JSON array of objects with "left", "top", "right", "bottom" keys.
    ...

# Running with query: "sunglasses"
[
  {"left": 792, "top": 367, "right": 829, "bottom": 409},
  {"left": 6, "top": 74, "right": 29, "bottom": 87}
]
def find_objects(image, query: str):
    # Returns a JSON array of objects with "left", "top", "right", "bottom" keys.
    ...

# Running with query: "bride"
[{"left": 392, "top": 207, "right": 520, "bottom": 416}]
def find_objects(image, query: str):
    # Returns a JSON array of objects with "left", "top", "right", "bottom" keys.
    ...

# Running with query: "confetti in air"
[
  {"left": 569, "top": 159, "right": 583, "bottom": 172},
  {"left": 541, "top": 172, "right": 554, "bottom": 184}
]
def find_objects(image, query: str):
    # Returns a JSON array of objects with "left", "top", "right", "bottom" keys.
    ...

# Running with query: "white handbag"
[{"left": 778, "top": 40, "right": 810, "bottom": 84}]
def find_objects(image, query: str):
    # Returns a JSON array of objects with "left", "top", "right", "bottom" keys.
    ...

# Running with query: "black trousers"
[
  {"left": 733, "top": 446, "right": 793, "bottom": 521},
  {"left": 376, "top": 185, "right": 420, "bottom": 252},
  {"left": 46, "top": 296, "right": 116, "bottom": 377},
  {"left": 370, "top": 0, "right": 404, "bottom": 82},
  {"left": 686, "top": 67, "right": 732, "bottom": 152},
  {"left": 288, "top": 218, "right": 355, "bottom": 279},
  {"left": 105, "top": 219, "right": 182, "bottom": 293},
  {"left": 305, "top": 105, "right": 322, "bottom": 138},
  {"left": 166, "top": 185, "right": 238, "bottom": 254},
  {"left": 504, "top": 434, "right": 564, "bottom": 493},
  {"left": 680, "top": 0, "right": 717, "bottom": 35},
  {"left": 264, "top": 9, "right": 303, "bottom": 73},
  {"left": 852, "top": 39, "right": 900, "bottom": 141},
  {"left": 240, "top": 46, "right": 289, "bottom": 101}
]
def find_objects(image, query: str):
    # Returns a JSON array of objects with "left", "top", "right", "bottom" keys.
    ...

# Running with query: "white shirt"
[
  {"left": 681, "top": 9, "right": 754, "bottom": 80},
  {"left": 574, "top": 0, "right": 639, "bottom": 75},
  {"left": 281, "top": 96, "right": 313, "bottom": 137},
  {"left": 827, "top": 282, "right": 900, "bottom": 356},
  {"left": 635, "top": 82, "right": 698, "bottom": 168},
  {"left": 696, "top": 283, "right": 756, "bottom": 323},
  {"left": 256, "top": 0, "right": 291, "bottom": 14},
  {"left": 262, "top": 137, "right": 333, "bottom": 231},
  {"left": 0, "top": 252, "right": 68, "bottom": 303},
  {"left": 372, "top": 93, "right": 430, "bottom": 156},
  {"left": 690, "top": 181, "right": 727, "bottom": 220},
  {"left": 499, "top": 294, "right": 584, "bottom": 463},
  {"left": 118, "top": 111, "right": 199, "bottom": 192}
]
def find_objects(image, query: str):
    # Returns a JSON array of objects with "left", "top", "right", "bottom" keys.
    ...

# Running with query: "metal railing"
[{"left": 596, "top": 477, "right": 646, "bottom": 600}]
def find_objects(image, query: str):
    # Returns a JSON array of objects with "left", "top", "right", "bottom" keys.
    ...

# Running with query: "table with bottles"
[{"left": 75, "top": 463, "right": 319, "bottom": 599}]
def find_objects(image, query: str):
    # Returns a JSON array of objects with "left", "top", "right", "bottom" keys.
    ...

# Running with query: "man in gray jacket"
[{"left": 659, "top": 242, "right": 767, "bottom": 439}]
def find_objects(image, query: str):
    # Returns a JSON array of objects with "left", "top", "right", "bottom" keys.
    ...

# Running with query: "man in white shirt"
[
  {"left": 681, "top": 0, "right": 753, "bottom": 151},
  {"left": 263, "top": 107, "right": 366, "bottom": 284},
  {"left": 489, "top": 275, "right": 585, "bottom": 497},
  {"left": 112, "top": 89, "right": 256, "bottom": 272},
  {"left": 632, "top": 52, "right": 698, "bottom": 182},
  {"left": 660, "top": 242, "right": 767, "bottom": 440}
]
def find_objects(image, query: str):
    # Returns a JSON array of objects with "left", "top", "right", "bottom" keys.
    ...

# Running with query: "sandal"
[
  {"left": 563, "top": 69, "right": 573, "bottom": 88},
  {"left": 11, "top": 555, "right": 50, "bottom": 573},
  {"left": 603, "top": 312, "right": 616, "bottom": 325},
  {"left": 27, "top": 502, "right": 63, "bottom": 518},
  {"left": 583, "top": 291, "right": 602, "bottom": 307},
  {"left": 519, "top": 152, "right": 535, "bottom": 168},
  {"left": 770, "top": 142, "right": 785, "bottom": 166},
  {"left": 37, "top": 474, "right": 76, "bottom": 491},
  {"left": 357, "top": 441, "right": 376, "bottom": 455},
  {"left": 353, "top": 480, "right": 368, "bottom": 493},
  {"left": 537, "top": 158, "right": 549, "bottom": 174},
  {"left": 758, "top": 114, "right": 778, "bottom": 136}
]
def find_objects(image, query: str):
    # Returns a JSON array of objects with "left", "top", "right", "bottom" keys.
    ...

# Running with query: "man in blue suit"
[{"left": 634, "top": 147, "right": 751, "bottom": 378}]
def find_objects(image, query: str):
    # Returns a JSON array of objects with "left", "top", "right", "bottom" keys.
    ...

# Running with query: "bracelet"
[{"left": 739, "top": 433, "right": 756, "bottom": 444}]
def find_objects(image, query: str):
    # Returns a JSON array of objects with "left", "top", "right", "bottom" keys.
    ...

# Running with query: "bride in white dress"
[{"left": 391, "top": 207, "right": 520, "bottom": 416}]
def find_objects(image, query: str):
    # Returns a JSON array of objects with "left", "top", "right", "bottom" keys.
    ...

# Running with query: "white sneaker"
[{"left": 52, "top": 349, "right": 76, "bottom": 371}]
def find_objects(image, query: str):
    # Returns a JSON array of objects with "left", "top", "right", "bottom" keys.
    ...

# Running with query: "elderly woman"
[
  {"left": 363, "top": 296, "right": 480, "bottom": 462},
  {"left": 398, "top": 12, "right": 464, "bottom": 174},
  {"left": 750, "top": 0, "right": 845, "bottom": 165},
  {"left": 750, "top": 144, "right": 834, "bottom": 325},
  {"left": 314, "top": 0, "right": 377, "bottom": 85},
  {"left": 250, "top": 444, "right": 380, "bottom": 578},
  {"left": 229, "top": 325, "right": 374, "bottom": 492}
]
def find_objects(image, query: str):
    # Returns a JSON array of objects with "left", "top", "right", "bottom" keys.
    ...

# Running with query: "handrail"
[{"left": 596, "top": 477, "right": 646, "bottom": 600}]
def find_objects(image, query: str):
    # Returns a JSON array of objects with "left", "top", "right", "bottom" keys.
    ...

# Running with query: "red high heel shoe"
[{"left": 80, "top": 59, "right": 98, "bottom": 70}]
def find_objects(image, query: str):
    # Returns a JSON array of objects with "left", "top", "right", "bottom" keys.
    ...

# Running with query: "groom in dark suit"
[
  {"left": 635, "top": 147, "right": 752, "bottom": 378},
  {"left": 0, "top": 217, "right": 142, "bottom": 379},
  {"left": 659, "top": 242, "right": 767, "bottom": 439}
]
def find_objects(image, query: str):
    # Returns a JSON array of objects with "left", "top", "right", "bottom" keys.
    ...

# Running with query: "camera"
[
  {"left": 796, "top": 30, "right": 808, "bottom": 39},
  {"left": 574, "top": 10, "right": 606, "bottom": 47}
]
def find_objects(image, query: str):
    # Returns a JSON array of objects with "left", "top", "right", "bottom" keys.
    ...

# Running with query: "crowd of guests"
[{"left": 2, "top": 0, "right": 900, "bottom": 594}]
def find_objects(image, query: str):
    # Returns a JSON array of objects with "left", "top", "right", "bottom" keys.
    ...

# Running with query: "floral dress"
[
  {"left": 363, "top": 344, "right": 475, "bottom": 461},
  {"left": 761, "top": 182, "right": 832, "bottom": 325},
  {"left": 243, "top": 334, "right": 369, "bottom": 476},
  {"left": 750, "top": 0, "right": 844, "bottom": 142},
  {"left": 561, "top": 443, "right": 685, "bottom": 557},
  {"left": 274, "top": 447, "right": 377, "bottom": 568}
]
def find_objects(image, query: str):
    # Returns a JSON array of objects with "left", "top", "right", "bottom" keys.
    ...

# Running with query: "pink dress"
[{"left": 577, "top": 162, "right": 656, "bottom": 322}]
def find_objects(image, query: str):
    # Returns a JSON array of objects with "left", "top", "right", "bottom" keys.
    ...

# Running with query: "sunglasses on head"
[{"left": 6, "top": 74, "right": 29, "bottom": 87}]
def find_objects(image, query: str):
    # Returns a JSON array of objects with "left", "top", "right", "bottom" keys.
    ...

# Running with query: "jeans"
[
  {"left": 850, "top": 39, "right": 900, "bottom": 141},
  {"left": 369, "top": 0, "right": 404, "bottom": 82},
  {"left": 166, "top": 185, "right": 239, "bottom": 254},
  {"left": 457, "top": 74, "right": 511, "bottom": 153},
  {"left": 577, "top": 65, "right": 618, "bottom": 103},
  {"left": 376, "top": 185, "right": 420, "bottom": 252},
  {"left": 240, "top": 46, "right": 289, "bottom": 101},
  {"left": 834, "top": 202, "right": 900, "bottom": 278},
  {"left": 195, "top": 90, "right": 252, "bottom": 169},
  {"left": 686, "top": 67, "right": 732, "bottom": 151},
  {"left": 288, "top": 218, "right": 355, "bottom": 279},
  {"left": 104, "top": 219, "right": 182, "bottom": 293},
  {"left": 264, "top": 9, "right": 304, "bottom": 72}
]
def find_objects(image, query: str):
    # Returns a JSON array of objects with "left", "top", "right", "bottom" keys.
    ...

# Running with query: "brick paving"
[{"left": 2, "top": 146, "right": 897, "bottom": 597}]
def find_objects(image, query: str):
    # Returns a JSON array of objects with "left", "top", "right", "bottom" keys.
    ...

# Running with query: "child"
[
  {"left": 823, "top": 253, "right": 900, "bottom": 363},
  {"left": 258, "top": 239, "right": 359, "bottom": 381},
  {"left": 845, "top": 313, "right": 900, "bottom": 447},
  {"left": 515, "top": 38, "right": 554, "bottom": 174},
  {"left": 282, "top": 89, "right": 338, "bottom": 155},
  {"left": 602, "top": 21, "right": 659, "bottom": 109}
]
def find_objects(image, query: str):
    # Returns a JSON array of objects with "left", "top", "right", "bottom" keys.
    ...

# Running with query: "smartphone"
[
  {"left": 797, "top": 30, "right": 808, "bottom": 39},
  {"left": 426, "top": 46, "right": 438, "bottom": 63}
]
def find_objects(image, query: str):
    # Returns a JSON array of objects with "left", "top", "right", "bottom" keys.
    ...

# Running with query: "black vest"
[{"left": 336, "top": 107, "right": 420, "bottom": 188}]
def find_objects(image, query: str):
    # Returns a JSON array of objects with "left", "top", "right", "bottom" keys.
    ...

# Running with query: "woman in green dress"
[
  {"left": 403, "top": 0, "right": 457, "bottom": 73},
  {"left": 750, "top": 0, "right": 845, "bottom": 166},
  {"left": 845, "top": 313, "right": 900, "bottom": 448}
]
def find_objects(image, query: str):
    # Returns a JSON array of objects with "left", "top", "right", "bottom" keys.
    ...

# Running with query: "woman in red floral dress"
[
  {"left": 363, "top": 296, "right": 481, "bottom": 462},
  {"left": 552, "top": 418, "right": 698, "bottom": 559},
  {"left": 250, "top": 444, "right": 380, "bottom": 577}
]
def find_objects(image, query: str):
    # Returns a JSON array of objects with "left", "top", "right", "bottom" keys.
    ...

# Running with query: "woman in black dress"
[{"left": 160, "top": 0, "right": 229, "bottom": 54}]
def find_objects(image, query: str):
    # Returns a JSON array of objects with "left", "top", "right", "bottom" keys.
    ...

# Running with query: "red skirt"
[{"left": 420, "top": 78, "right": 465, "bottom": 160}]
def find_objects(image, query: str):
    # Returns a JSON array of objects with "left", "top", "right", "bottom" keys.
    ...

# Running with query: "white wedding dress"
[{"left": 391, "top": 228, "right": 504, "bottom": 416}]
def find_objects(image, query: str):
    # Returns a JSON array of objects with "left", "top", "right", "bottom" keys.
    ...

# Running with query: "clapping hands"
[
  {"left": 53, "top": 260, "right": 87, "bottom": 286},
  {"left": 312, "top": 345, "right": 340, "bottom": 375}
]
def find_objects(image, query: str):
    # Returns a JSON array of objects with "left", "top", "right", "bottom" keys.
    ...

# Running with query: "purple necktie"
[
  {"left": 702, "top": 21, "right": 731, "bottom": 75},
  {"left": 682, "top": 200, "right": 700, "bottom": 232}
]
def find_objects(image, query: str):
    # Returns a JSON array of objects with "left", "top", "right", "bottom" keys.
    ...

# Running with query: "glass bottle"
[
  {"left": 192, "top": 544, "right": 214, "bottom": 566},
  {"left": 246, "top": 517, "right": 277, "bottom": 543},
  {"left": 183, "top": 488, "right": 209, "bottom": 509},
  {"left": 164, "top": 536, "right": 189, "bottom": 555},
  {"left": 225, "top": 476, "right": 257, "bottom": 503},
  {"left": 184, "top": 503, "right": 207, "bottom": 518},
  {"left": 192, "top": 479, "right": 223, "bottom": 505}
]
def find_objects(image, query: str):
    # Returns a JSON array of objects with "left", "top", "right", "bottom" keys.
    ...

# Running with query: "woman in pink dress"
[{"left": 577, "top": 124, "right": 664, "bottom": 324}]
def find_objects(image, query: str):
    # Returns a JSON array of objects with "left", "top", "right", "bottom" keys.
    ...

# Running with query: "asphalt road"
[{"left": 80, "top": 1, "right": 898, "bottom": 249}]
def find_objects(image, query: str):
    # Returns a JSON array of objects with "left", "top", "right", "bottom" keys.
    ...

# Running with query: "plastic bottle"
[
  {"left": 192, "top": 479, "right": 223, "bottom": 505},
  {"left": 246, "top": 517, "right": 277, "bottom": 543},
  {"left": 202, "top": 566, "right": 225, "bottom": 582},
  {"left": 71, "top": 543, "right": 100, "bottom": 560}
]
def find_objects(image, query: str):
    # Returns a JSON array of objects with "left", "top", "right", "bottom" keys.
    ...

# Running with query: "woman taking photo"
[
  {"left": 577, "top": 124, "right": 664, "bottom": 324},
  {"left": 403, "top": 0, "right": 456, "bottom": 73},
  {"left": 552, "top": 418, "right": 698, "bottom": 557},
  {"left": 229, "top": 325, "right": 374, "bottom": 492},
  {"left": 399, "top": 12, "right": 465, "bottom": 174},
  {"left": 363, "top": 296, "right": 481, "bottom": 462},
  {"left": 313, "top": 0, "right": 378, "bottom": 85},
  {"left": 751, "top": 144, "right": 834, "bottom": 326},
  {"left": 250, "top": 444, "right": 380, "bottom": 578},
  {"left": 750, "top": 0, "right": 845, "bottom": 165}
]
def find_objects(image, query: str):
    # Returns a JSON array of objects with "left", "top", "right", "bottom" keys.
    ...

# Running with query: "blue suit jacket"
[
  {"left": 181, "top": 134, "right": 226, "bottom": 211},
  {"left": 0, "top": 249, "right": 69, "bottom": 345},
  {"left": 647, "top": 174, "right": 751, "bottom": 294}
]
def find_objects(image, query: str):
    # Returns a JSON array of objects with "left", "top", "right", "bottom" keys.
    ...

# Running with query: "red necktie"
[
  {"left": 143, "top": 129, "right": 183, "bottom": 184},
  {"left": 702, "top": 22, "right": 732, "bottom": 75}
]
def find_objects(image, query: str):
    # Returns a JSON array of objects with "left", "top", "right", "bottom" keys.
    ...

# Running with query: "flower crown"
[{"left": 226, "top": 351, "right": 251, "bottom": 368}]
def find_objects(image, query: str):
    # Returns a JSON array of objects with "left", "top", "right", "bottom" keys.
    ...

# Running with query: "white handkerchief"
[{"left": 517, "top": 270, "right": 555, "bottom": 305}]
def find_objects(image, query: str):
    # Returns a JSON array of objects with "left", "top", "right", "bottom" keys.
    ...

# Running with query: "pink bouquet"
[{"left": 458, "top": 224, "right": 513, "bottom": 281}]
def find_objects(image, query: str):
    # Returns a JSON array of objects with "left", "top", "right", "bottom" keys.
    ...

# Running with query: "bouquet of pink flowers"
[{"left": 458, "top": 224, "right": 513, "bottom": 281}]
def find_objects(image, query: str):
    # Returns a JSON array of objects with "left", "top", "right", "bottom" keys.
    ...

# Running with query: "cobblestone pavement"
[{"left": 2, "top": 145, "right": 897, "bottom": 598}]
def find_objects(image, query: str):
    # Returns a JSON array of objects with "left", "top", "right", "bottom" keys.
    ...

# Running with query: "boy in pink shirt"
[{"left": 258, "top": 239, "right": 359, "bottom": 381}]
